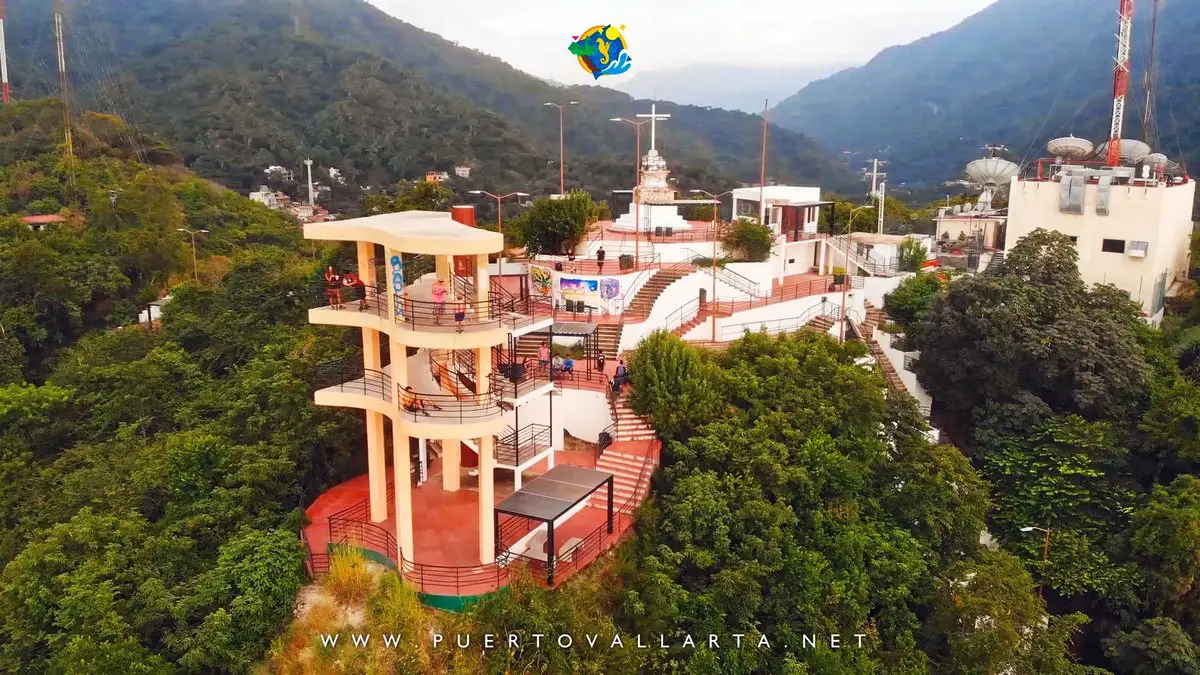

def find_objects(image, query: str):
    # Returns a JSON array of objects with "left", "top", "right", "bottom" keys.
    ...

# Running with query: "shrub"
[
  {"left": 899, "top": 237, "right": 929, "bottom": 272},
  {"left": 722, "top": 218, "right": 774, "bottom": 262},
  {"left": 322, "top": 546, "right": 375, "bottom": 604}
]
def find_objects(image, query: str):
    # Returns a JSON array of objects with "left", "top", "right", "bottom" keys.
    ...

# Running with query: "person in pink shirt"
[
  {"left": 431, "top": 279, "right": 448, "bottom": 325},
  {"left": 538, "top": 341, "right": 550, "bottom": 372}
]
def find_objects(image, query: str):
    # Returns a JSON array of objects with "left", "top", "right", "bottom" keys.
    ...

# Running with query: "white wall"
[
  {"left": 862, "top": 274, "right": 911, "bottom": 309},
  {"left": 655, "top": 242, "right": 727, "bottom": 263},
  {"left": 711, "top": 292, "right": 861, "bottom": 342},
  {"left": 618, "top": 270, "right": 745, "bottom": 352},
  {"left": 553, "top": 389, "right": 613, "bottom": 443},
  {"left": 1006, "top": 178, "right": 1196, "bottom": 313},
  {"left": 782, "top": 240, "right": 820, "bottom": 276},
  {"left": 877, "top": 332, "right": 932, "bottom": 410},
  {"left": 724, "top": 261, "right": 776, "bottom": 296}
]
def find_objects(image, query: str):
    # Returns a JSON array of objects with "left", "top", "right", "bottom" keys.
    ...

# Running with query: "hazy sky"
[{"left": 370, "top": 0, "right": 997, "bottom": 84}]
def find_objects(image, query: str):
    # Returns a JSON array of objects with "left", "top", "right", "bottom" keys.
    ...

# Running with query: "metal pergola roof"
[{"left": 495, "top": 464, "right": 613, "bottom": 523}]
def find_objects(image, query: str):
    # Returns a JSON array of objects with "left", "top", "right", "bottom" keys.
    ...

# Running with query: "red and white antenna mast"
[
  {"left": 1106, "top": 0, "right": 1135, "bottom": 167},
  {"left": 0, "top": 1, "right": 11, "bottom": 104}
]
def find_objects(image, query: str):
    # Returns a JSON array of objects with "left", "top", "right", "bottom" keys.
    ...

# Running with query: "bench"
[
  {"left": 520, "top": 531, "right": 549, "bottom": 562},
  {"left": 558, "top": 537, "right": 585, "bottom": 564}
]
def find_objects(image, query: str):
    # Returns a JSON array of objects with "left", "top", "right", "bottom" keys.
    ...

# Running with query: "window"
[
  {"left": 1069, "top": 236, "right": 1078, "bottom": 244},
  {"left": 1128, "top": 241, "right": 1149, "bottom": 258},
  {"left": 1101, "top": 238, "right": 1126, "bottom": 253}
]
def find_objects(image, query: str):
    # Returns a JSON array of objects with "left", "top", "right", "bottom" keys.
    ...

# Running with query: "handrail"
[
  {"left": 663, "top": 298, "right": 701, "bottom": 335},
  {"left": 710, "top": 276, "right": 834, "bottom": 317},
  {"left": 312, "top": 282, "right": 388, "bottom": 316},
  {"left": 679, "top": 246, "right": 763, "bottom": 298},
  {"left": 496, "top": 423, "right": 552, "bottom": 465},
  {"left": 534, "top": 251, "right": 660, "bottom": 275},
  {"left": 396, "top": 382, "right": 503, "bottom": 423},
  {"left": 313, "top": 358, "right": 393, "bottom": 402},
  {"left": 490, "top": 365, "right": 551, "bottom": 400},
  {"left": 720, "top": 302, "right": 841, "bottom": 341}
]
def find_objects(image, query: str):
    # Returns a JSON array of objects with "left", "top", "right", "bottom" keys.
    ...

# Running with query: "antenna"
[
  {"left": 54, "top": 0, "right": 73, "bottom": 164},
  {"left": 1141, "top": 0, "right": 1161, "bottom": 147},
  {"left": 1106, "top": 0, "right": 1135, "bottom": 167},
  {"left": 0, "top": 1, "right": 10, "bottom": 104},
  {"left": 867, "top": 158, "right": 887, "bottom": 199},
  {"left": 876, "top": 181, "right": 886, "bottom": 235}
]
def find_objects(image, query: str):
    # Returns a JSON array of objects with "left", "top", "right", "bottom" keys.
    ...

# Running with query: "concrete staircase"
[
  {"left": 861, "top": 301, "right": 904, "bottom": 391},
  {"left": 627, "top": 268, "right": 690, "bottom": 318},
  {"left": 806, "top": 314, "right": 836, "bottom": 333},
  {"left": 612, "top": 395, "right": 656, "bottom": 442},
  {"left": 587, "top": 448, "right": 652, "bottom": 509}
]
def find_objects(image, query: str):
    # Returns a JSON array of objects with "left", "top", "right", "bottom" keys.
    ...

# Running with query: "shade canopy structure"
[{"left": 495, "top": 464, "right": 615, "bottom": 584}]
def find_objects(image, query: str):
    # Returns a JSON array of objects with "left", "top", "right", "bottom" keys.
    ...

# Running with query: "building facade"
[{"left": 1005, "top": 173, "right": 1195, "bottom": 320}]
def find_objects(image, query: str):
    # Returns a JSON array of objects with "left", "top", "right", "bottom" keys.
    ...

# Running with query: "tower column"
[
  {"left": 443, "top": 440, "right": 461, "bottom": 492},
  {"left": 478, "top": 434, "right": 495, "bottom": 564},
  {"left": 435, "top": 254, "right": 450, "bottom": 282},
  {"left": 366, "top": 412, "right": 387, "bottom": 522},
  {"left": 393, "top": 431, "right": 414, "bottom": 564}
]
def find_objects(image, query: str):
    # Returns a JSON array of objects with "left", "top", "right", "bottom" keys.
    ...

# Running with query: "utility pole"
[
  {"left": 305, "top": 159, "right": 315, "bottom": 207},
  {"left": 867, "top": 159, "right": 887, "bottom": 234},
  {"left": 54, "top": 0, "right": 73, "bottom": 164},
  {"left": 759, "top": 99, "right": 769, "bottom": 225},
  {"left": 543, "top": 101, "right": 578, "bottom": 195},
  {"left": 0, "top": 1, "right": 11, "bottom": 104},
  {"left": 177, "top": 228, "right": 209, "bottom": 280}
]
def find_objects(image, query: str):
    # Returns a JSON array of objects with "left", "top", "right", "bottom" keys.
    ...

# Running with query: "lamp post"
[
  {"left": 544, "top": 101, "right": 578, "bottom": 195},
  {"left": 1020, "top": 526, "right": 1052, "bottom": 598},
  {"left": 611, "top": 117, "right": 650, "bottom": 270},
  {"left": 691, "top": 189, "right": 734, "bottom": 341},
  {"left": 176, "top": 228, "right": 208, "bottom": 280},
  {"left": 469, "top": 190, "right": 529, "bottom": 279},
  {"left": 839, "top": 205, "right": 872, "bottom": 344}
]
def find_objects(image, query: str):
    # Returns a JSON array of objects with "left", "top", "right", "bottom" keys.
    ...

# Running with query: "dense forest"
[
  {"left": 0, "top": 0, "right": 859, "bottom": 197},
  {"left": 0, "top": 101, "right": 366, "bottom": 671},
  {"left": 773, "top": 0, "right": 1200, "bottom": 184}
]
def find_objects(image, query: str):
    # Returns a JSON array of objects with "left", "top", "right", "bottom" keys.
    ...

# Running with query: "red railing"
[{"left": 710, "top": 276, "right": 837, "bottom": 317}]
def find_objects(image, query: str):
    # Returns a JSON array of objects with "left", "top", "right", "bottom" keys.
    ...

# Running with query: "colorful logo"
[{"left": 569, "top": 25, "right": 632, "bottom": 80}]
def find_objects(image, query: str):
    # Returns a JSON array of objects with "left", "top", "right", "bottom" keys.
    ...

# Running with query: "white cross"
[{"left": 636, "top": 103, "right": 671, "bottom": 152}]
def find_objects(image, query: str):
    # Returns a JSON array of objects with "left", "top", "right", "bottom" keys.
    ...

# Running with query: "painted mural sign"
[
  {"left": 390, "top": 253, "right": 405, "bottom": 319},
  {"left": 530, "top": 265, "right": 553, "bottom": 297},
  {"left": 560, "top": 277, "right": 600, "bottom": 305}
]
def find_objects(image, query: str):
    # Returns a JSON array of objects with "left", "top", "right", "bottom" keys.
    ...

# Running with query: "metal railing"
[
  {"left": 709, "top": 276, "right": 834, "bottom": 317},
  {"left": 534, "top": 251, "right": 659, "bottom": 275},
  {"left": 664, "top": 297, "right": 701, "bottom": 335},
  {"left": 903, "top": 354, "right": 919, "bottom": 373},
  {"left": 719, "top": 303, "right": 841, "bottom": 341},
  {"left": 496, "top": 423, "right": 552, "bottom": 466},
  {"left": 396, "top": 383, "right": 504, "bottom": 423},
  {"left": 313, "top": 357, "right": 392, "bottom": 402},
  {"left": 680, "top": 246, "right": 764, "bottom": 298},
  {"left": 490, "top": 365, "right": 550, "bottom": 400},
  {"left": 312, "top": 282, "right": 388, "bottom": 316}
]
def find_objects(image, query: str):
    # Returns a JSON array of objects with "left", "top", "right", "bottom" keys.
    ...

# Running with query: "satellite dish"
[
  {"left": 1096, "top": 139, "right": 1153, "bottom": 164},
  {"left": 952, "top": 205, "right": 962, "bottom": 215},
  {"left": 1047, "top": 135, "right": 1093, "bottom": 160},
  {"left": 1143, "top": 153, "right": 1169, "bottom": 167},
  {"left": 965, "top": 157, "right": 1020, "bottom": 186}
]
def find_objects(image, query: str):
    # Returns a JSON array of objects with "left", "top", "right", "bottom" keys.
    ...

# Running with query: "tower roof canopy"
[{"left": 304, "top": 210, "right": 502, "bottom": 255}]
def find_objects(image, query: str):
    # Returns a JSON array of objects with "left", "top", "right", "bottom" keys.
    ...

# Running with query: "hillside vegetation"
[
  {"left": 5, "top": 0, "right": 858, "bottom": 194},
  {"left": 773, "top": 0, "right": 1200, "bottom": 183}
]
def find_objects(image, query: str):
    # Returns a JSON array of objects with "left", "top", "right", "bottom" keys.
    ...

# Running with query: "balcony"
[
  {"left": 313, "top": 357, "right": 393, "bottom": 412},
  {"left": 396, "top": 384, "right": 505, "bottom": 425},
  {"left": 492, "top": 363, "right": 554, "bottom": 402},
  {"left": 495, "top": 423, "right": 552, "bottom": 466}
]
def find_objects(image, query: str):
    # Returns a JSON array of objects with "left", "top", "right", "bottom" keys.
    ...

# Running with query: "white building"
[
  {"left": 731, "top": 185, "right": 824, "bottom": 234},
  {"left": 265, "top": 165, "right": 294, "bottom": 182},
  {"left": 1005, "top": 167, "right": 1195, "bottom": 322},
  {"left": 454, "top": 166, "right": 472, "bottom": 178},
  {"left": 248, "top": 186, "right": 279, "bottom": 209}
]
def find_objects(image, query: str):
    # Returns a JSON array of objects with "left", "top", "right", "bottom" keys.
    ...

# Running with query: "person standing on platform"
[
  {"left": 538, "top": 341, "right": 551, "bottom": 373},
  {"left": 431, "top": 279, "right": 448, "bottom": 325},
  {"left": 596, "top": 246, "right": 607, "bottom": 274}
]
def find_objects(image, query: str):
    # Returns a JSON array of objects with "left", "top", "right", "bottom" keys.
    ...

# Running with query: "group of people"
[
  {"left": 536, "top": 341, "right": 579, "bottom": 377},
  {"left": 428, "top": 279, "right": 470, "bottom": 332},
  {"left": 607, "top": 359, "right": 629, "bottom": 403},
  {"left": 324, "top": 266, "right": 369, "bottom": 311}
]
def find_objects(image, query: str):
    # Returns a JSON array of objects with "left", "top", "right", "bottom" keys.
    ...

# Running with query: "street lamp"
[
  {"left": 691, "top": 189, "right": 734, "bottom": 341},
  {"left": 176, "top": 228, "right": 209, "bottom": 280},
  {"left": 544, "top": 101, "right": 578, "bottom": 195},
  {"left": 1020, "top": 526, "right": 1052, "bottom": 598},
  {"left": 469, "top": 190, "right": 529, "bottom": 278},
  {"left": 838, "top": 205, "right": 872, "bottom": 344},
  {"left": 612, "top": 117, "right": 650, "bottom": 270}
]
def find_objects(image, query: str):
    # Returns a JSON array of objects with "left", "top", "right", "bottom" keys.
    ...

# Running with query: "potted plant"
[{"left": 832, "top": 266, "right": 847, "bottom": 286}]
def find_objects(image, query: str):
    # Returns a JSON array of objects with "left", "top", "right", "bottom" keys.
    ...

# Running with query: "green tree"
[
  {"left": 722, "top": 218, "right": 775, "bottom": 262},
  {"left": 883, "top": 272, "right": 945, "bottom": 331},
  {"left": 396, "top": 180, "right": 453, "bottom": 211},
  {"left": 516, "top": 192, "right": 595, "bottom": 256},
  {"left": 1104, "top": 618, "right": 1200, "bottom": 675},
  {"left": 897, "top": 237, "right": 928, "bottom": 272}
]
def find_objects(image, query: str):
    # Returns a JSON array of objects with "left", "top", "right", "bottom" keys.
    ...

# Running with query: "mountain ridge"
[{"left": 772, "top": 0, "right": 1200, "bottom": 184}]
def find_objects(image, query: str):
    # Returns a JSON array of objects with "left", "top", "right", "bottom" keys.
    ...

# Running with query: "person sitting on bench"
[{"left": 563, "top": 355, "right": 575, "bottom": 375}]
